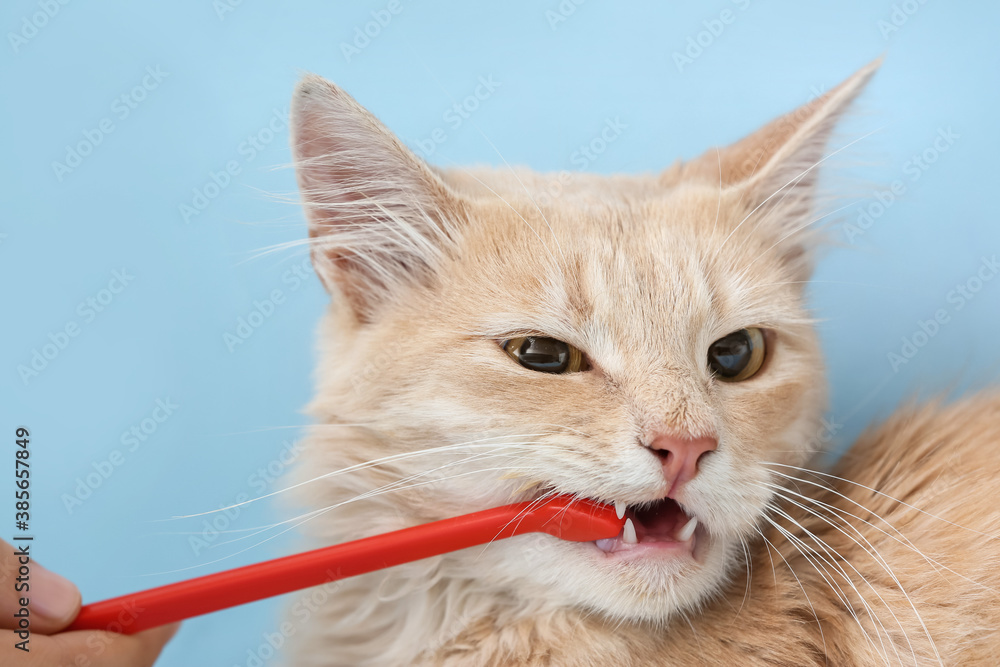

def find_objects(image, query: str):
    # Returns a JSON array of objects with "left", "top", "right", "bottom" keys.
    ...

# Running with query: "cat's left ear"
[
  {"left": 675, "top": 58, "right": 881, "bottom": 269},
  {"left": 291, "top": 75, "right": 460, "bottom": 321}
]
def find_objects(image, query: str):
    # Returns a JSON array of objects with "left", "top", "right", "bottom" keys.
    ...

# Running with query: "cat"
[{"left": 282, "top": 59, "right": 1000, "bottom": 665}]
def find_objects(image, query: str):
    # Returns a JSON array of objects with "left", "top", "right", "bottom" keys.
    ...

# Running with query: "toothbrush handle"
[{"left": 66, "top": 496, "right": 620, "bottom": 635}]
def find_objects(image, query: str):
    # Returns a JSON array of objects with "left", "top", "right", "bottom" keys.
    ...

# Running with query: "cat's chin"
[{"left": 519, "top": 526, "right": 731, "bottom": 625}]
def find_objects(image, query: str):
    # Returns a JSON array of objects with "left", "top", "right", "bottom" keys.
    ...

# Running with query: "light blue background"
[{"left": 2, "top": 1, "right": 998, "bottom": 665}]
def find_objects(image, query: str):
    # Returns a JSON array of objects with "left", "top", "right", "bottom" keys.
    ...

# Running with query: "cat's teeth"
[
  {"left": 677, "top": 517, "right": 698, "bottom": 542},
  {"left": 614, "top": 500, "right": 626, "bottom": 520},
  {"left": 622, "top": 518, "right": 638, "bottom": 544}
]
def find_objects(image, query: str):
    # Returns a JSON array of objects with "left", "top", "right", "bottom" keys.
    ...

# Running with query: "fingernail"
[{"left": 31, "top": 564, "right": 81, "bottom": 622}]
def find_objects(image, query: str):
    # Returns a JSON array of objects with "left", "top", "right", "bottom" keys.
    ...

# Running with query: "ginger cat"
[{"left": 284, "top": 59, "right": 1000, "bottom": 665}]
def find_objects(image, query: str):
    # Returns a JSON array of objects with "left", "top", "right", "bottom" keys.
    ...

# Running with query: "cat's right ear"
[{"left": 291, "top": 75, "right": 459, "bottom": 320}]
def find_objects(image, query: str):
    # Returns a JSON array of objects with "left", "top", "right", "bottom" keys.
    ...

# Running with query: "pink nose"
[{"left": 647, "top": 433, "right": 718, "bottom": 494}]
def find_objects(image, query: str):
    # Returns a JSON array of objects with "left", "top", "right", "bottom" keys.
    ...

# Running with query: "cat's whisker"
[
  {"left": 764, "top": 486, "right": 932, "bottom": 666},
  {"left": 757, "top": 522, "right": 779, "bottom": 590},
  {"left": 282, "top": 459, "right": 552, "bottom": 545},
  {"left": 167, "top": 436, "right": 571, "bottom": 520},
  {"left": 527, "top": 423, "right": 594, "bottom": 438},
  {"left": 767, "top": 482, "right": 920, "bottom": 575},
  {"left": 759, "top": 498, "right": 890, "bottom": 660},
  {"left": 279, "top": 464, "right": 545, "bottom": 538},
  {"left": 141, "top": 464, "right": 540, "bottom": 578},
  {"left": 763, "top": 463, "right": 999, "bottom": 540},
  {"left": 199, "top": 421, "right": 397, "bottom": 442},
  {"left": 147, "top": 523, "right": 310, "bottom": 537},
  {"left": 774, "top": 476, "right": 952, "bottom": 576},
  {"left": 474, "top": 488, "right": 563, "bottom": 561},
  {"left": 302, "top": 445, "right": 564, "bottom": 513},
  {"left": 764, "top": 474, "right": 997, "bottom": 597},
  {"left": 208, "top": 449, "right": 522, "bottom": 545},
  {"left": 751, "top": 525, "right": 830, "bottom": 659},
  {"left": 760, "top": 507, "right": 883, "bottom": 655},
  {"left": 480, "top": 489, "right": 613, "bottom": 561},
  {"left": 212, "top": 452, "right": 556, "bottom": 548},
  {"left": 764, "top": 516, "right": 894, "bottom": 664},
  {"left": 768, "top": 468, "right": 997, "bottom": 612},
  {"left": 678, "top": 608, "right": 703, "bottom": 651},
  {"left": 483, "top": 489, "right": 588, "bottom": 557},
  {"left": 773, "top": 493, "right": 951, "bottom": 667},
  {"left": 732, "top": 535, "right": 753, "bottom": 620},
  {"left": 204, "top": 506, "right": 331, "bottom": 548},
  {"left": 207, "top": 449, "right": 552, "bottom": 548}
]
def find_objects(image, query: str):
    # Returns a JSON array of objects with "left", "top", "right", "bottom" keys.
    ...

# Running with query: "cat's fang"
[
  {"left": 614, "top": 500, "right": 627, "bottom": 520},
  {"left": 622, "top": 518, "right": 638, "bottom": 544},
  {"left": 677, "top": 517, "right": 698, "bottom": 542}
]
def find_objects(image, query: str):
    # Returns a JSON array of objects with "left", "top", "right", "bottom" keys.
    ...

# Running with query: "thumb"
[{"left": 0, "top": 540, "right": 82, "bottom": 634}]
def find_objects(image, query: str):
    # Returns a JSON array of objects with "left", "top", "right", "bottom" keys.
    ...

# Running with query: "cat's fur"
[{"left": 284, "top": 60, "right": 1000, "bottom": 665}]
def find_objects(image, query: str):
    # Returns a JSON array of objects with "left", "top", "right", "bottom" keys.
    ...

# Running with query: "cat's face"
[{"left": 292, "top": 62, "right": 876, "bottom": 623}]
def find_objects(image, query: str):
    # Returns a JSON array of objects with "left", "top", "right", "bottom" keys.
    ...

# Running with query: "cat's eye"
[
  {"left": 502, "top": 337, "right": 587, "bottom": 374},
  {"left": 707, "top": 328, "right": 766, "bottom": 382}
]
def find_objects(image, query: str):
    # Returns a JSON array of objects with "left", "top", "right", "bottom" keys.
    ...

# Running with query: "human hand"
[{"left": 0, "top": 539, "right": 177, "bottom": 665}]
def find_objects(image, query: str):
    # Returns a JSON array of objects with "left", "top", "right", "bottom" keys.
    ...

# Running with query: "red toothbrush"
[{"left": 67, "top": 495, "right": 623, "bottom": 635}]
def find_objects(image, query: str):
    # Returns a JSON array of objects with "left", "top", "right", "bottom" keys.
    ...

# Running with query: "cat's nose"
[{"left": 647, "top": 433, "right": 717, "bottom": 495}]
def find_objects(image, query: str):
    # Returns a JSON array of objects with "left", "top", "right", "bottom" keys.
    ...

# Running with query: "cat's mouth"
[{"left": 593, "top": 498, "right": 701, "bottom": 558}]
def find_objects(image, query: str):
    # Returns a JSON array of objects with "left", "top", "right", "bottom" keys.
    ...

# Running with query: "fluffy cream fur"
[{"left": 282, "top": 60, "right": 998, "bottom": 665}]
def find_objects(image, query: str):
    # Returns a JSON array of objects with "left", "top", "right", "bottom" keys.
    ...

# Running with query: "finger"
[
  {"left": 0, "top": 623, "right": 180, "bottom": 666},
  {"left": 0, "top": 539, "right": 81, "bottom": 634}
]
